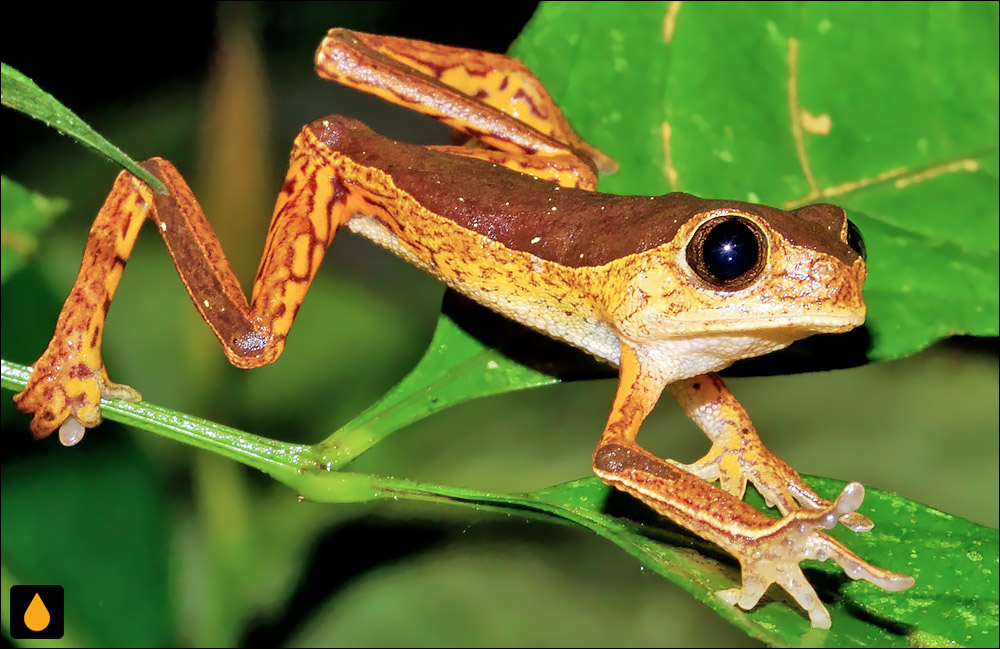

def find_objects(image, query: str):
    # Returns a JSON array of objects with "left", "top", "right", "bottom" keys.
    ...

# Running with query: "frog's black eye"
[
  {"left": 846, "top": 219, "right": 867, "bottom": 261},
  {"left": 686, "top": 215, "right": 767, "bottom": 290}
]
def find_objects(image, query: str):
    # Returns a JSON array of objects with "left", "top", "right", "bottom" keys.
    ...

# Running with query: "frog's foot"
[
  {"left": 13, "top": 352, "right": 141, "bottom": 446},
  {"left": 717, "top": 482, "right": 914, "bottom": 628},
  {"left": 672, "top": 435, "right": 873, "bottom": 533}
]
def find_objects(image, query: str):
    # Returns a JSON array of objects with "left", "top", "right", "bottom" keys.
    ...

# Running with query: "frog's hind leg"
[
  {"left": 314, "top": 28, "right": 615, "bottom": 189},
  {"left": 12, "top": 168, "right": 152, "bottom": 444},
  {"left": 14, "top": 133, "right": 354, "bottom": 443},
  {"left": 591, "top": 343, "right": 913, "bottom": 627},
  {"left": 667, "top": 373, "right": 873, "bottom": 531}
]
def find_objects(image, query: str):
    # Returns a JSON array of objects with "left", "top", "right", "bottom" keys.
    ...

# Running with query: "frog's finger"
[{"left": 787, "top": 480, "right": 875, "bottom": 532}]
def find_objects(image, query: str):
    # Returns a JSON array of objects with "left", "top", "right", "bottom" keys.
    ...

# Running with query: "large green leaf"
[{"left": 512, "top": 1, "right": 998, "bottom": 361}]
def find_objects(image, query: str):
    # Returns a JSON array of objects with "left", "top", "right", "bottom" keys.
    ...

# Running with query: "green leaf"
[
  {"left": 313, "top": 300, "right": 560, "bottom": 470},
  {"left": 0, "top": 63, "right": 166, "bottom": 193},
  {"left": 0, "top": 176, "right": 68, "bottom": 283},
  {"left": 512, "top": 1, "right": 999, "bottom": 361},
  {"left": 533, "top": 477, "right": 999, "bottom": 647}
]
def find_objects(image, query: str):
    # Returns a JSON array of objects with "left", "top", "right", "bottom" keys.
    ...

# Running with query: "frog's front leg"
[
  {"left": 667, "top": 374, "right": 873, "bottom": 531},
  {"left": 592, "top": 343, "right": 913, "bottom": 627}
]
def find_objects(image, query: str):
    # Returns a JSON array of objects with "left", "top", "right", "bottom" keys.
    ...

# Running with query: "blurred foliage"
[
  {"left": 1, "top": 2, "right": 997, "bottom": 647},
  {"left": 0, "top": 177, "right": 67, "bottom": 283}
]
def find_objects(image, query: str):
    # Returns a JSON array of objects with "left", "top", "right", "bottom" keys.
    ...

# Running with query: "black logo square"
[{"left": 9, "top": 585, "right": 64, "bottom": 639}]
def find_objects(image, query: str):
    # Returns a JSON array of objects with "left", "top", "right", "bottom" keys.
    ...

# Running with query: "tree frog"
[{"left": 13, "top": 29, "right": 913, "bottom": 628}]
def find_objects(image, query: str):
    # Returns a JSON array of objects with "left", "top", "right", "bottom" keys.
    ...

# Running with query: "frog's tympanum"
[{"left": 14, "top": 29, "right": 913, "bottom": 628}]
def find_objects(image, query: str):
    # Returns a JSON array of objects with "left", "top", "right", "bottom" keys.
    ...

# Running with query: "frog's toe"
[
  {"left": 19, "top": 375, "right": 104, "bottom": 444},
  {"left": 835, "top": 510, "right": 874, "bottom": 533},
  {"left": 58, "top": 416, "right": 88, "bottom": 446},
  {"left": 718, "top": 565, "right": 832, "bottom": 628},
  {"left": 15, "top": 353, "right": 141, "bottom": 444},
  {"left": 101, "top": 381, "right": 142, "bottom": 402},
  {"left": 816, "top": 532, "right": 915, "bottom": 591},
  {"left": 794, "top": 483, "right": 914, "bottom": 592},
  {"left": 668, "top": 455, "right": 721, "bottom": 482},
  {"left": 790, "top": 581, "right": 833, "bottom": 629},
  {"left": 781, "top": 471, "right": 874, "bottom": 531},
  {"left": 15, "top": 372, "right": 69, "bottom": 439},
  {"left": 828, "top": 480, "right": 863, "bottom": 520},
  {"left": 718, "top": 482, "right": 912, "bottom": 627},
  {"left": 716, "top": 572, "right": 768, "bottom": 610},
  {"left": 670, "top": 448, "right": 750, "bottom": 499},
  {"left": 98, "top": 372, "right": 142, "bottom": 402}
]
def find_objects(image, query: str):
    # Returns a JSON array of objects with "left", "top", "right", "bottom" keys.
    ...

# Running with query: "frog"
[{"left": 12, "top": 28, "right": 913, "bottom": 628}]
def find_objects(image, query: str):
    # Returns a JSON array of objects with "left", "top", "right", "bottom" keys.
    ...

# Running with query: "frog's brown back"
[{"left": 308, "top": 116, "right": 856, "bottom": 269}]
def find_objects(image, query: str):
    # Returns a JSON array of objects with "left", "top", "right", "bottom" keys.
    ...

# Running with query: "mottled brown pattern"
[
  {"left": 14, "top": 169, "right": 151, "bottom": 436},
  {"left": 146, "top": 162, "right": 260, "bottom": 355},
  {"left": 593, "top": 444, "right": 679, "bottom": 480},
  {"left": 512, "top": 87, "right": 546, "bottom": 120}
]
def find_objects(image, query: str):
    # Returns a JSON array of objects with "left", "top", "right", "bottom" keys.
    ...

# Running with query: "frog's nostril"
[{"left": 847, "top": 219, "right": 866, "bottom": 261}]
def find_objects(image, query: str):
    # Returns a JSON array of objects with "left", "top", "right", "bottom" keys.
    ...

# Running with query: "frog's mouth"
[
  {"left": 651, "top": 310, "right": 864, "bottom": 334},
  {"left": 729, "top": 312, "right": 865, "bottom": 332}
]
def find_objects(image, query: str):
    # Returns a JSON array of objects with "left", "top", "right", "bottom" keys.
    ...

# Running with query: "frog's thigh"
[{"left": 314, "top": 28, "right": 616, "bottom": 180}]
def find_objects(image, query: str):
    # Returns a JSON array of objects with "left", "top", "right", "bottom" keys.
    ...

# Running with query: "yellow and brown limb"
[
  {"left": 593, "top": 343, "right": 913, "bottom": 628},
  {"left": 13, "top": 150, "right": 327, "bottom": 442},
  {"left": 667, "top": 373, "right": 874, "bottom": 531},
  {"left": 315, "top": 28, "right": 615, "bottom": 186}
]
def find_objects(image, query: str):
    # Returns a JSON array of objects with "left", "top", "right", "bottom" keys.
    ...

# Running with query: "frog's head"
[{"left": 608, "top": 194, "right": 867, "bottom": 359}]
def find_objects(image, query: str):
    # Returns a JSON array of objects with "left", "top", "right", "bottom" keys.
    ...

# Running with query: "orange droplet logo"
[{"left": 24, "top": 593, "right": 50, "bottom": 632}]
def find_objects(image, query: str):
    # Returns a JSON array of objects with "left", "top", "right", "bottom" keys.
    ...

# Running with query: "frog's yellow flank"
[{"left": 13, "top": 28, "right": 913, "bottom": 628}]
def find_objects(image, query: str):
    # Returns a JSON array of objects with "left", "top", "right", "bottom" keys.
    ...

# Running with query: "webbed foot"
[
  {"left": 716, "top": 482, "right": 913, "bottom": 628},
  {"left": 14, "top": 349, "right": 141, "bottom": 445}
]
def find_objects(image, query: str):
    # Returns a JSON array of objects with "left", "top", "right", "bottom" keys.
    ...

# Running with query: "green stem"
[
  {"left": 2, "top": 360, "right": 306, "bottom": 476},
  {"left": 0, "top": 359, "right": 561, "bottom": 511}
]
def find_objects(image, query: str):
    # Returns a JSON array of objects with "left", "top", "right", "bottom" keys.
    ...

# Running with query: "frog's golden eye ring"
[
  {"left": 686, "top": 215, "right": 767, "bottom": 290},
  {"left": 846, "top": 219, "right": 867, "bottom": 261}
]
